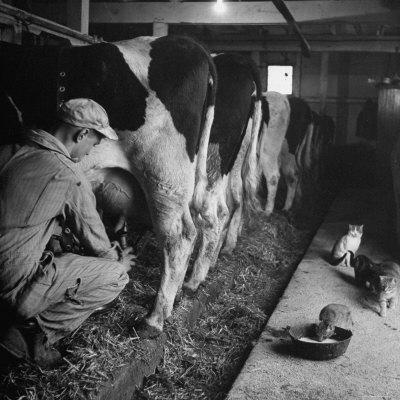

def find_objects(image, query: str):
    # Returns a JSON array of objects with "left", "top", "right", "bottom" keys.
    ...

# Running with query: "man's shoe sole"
[{"left": 0, "top": 326, "right": 30, "bottom": 361}]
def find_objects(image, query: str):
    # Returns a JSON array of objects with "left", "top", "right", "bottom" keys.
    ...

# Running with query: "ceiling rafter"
[{"left": 90, "top": 1, "right": 396, "bottom": 25}]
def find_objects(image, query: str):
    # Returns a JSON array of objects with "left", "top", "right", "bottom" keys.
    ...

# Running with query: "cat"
[
  {"left": 330, "top": 224, "right": 363, "bottom": 267},
  {"left": 315, "top": 303, "right": 353, "bottom": 342},
  {"left": 348, "top": 251, "right": 374, "bottom": 289},
  {"left": 349, "top": 253, "right": 400, "bottom": 317},
  {"left": 369, "top": 261, "right": 400, "bottom": 317}
]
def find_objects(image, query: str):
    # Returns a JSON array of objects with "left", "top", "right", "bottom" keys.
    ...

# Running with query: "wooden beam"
[
  {"left": 207, "top": 37, "right": 400, "bottom": 53},
  {"left": 66, "top": 0, "right": 89, "bottom": 34},
  {"left": 304, "top": 97, "right": 376, "bottom": 104},
  {"left": 0, "top": 3, "right": 98, "bottom": 45},
  {"left": 90, "top": 1, "right": 394, "bottom": 25}
]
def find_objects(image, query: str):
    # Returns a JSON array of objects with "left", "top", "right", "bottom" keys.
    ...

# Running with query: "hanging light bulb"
[{"left": 214, "top": 0, "right": 226, "bottom": 13}]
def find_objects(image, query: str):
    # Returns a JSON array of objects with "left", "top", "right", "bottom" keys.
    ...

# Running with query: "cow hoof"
[
  {"left": 173, "top": 289, "right": 183, "bottom": 307},
  {"left": 182, "top": 284, "right": 198, "bottom": 298},
  {"left": 183, "top": 280, "right": 207, "bottom": 297},
  {"left": 220, "top": 246, "right": 234, "bottom": 256},
  {"left": 133, "top": 320, "right": 162, "bottom": 339},
  {"left": 182, "top": 278, "right": 200, "bottom": 291}
]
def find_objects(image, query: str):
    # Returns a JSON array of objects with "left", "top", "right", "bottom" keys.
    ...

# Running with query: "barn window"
[{"left": 267, "top": 65, "right": 293, "bottom": 95}]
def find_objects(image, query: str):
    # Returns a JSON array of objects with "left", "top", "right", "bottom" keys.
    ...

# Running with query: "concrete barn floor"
[{"left": 227, "top": 188, "right": 400, "bottom": 400}]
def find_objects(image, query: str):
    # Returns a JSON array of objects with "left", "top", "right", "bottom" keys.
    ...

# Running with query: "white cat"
[{"left": 331, "top": 224, "right": 363, "bottom": 267}]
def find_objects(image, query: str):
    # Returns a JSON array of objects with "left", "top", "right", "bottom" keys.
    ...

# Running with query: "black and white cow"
[
  {"left": 0, "top": 35, "right": 216, "bottom": 337},
  {"left": 248, "top": 92, "right": 314, "bottom": 215},
  {"left": 82, "top": 52, "right": 262, "bottom": 293},
  {"left": 184, "top": 53, "right": 262, "bottom": 291}
]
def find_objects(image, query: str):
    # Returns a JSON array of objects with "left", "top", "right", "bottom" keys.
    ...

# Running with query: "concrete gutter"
[{"left": 228, "top": 188, "right": 400, "bottom": 400}]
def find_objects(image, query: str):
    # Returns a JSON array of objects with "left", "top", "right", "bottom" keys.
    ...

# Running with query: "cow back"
[{"left": 0, "top": 36, "right": 215, "bottom": 164}]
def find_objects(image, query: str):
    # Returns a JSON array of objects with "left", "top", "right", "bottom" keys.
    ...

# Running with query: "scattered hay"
[{"left": 135, "top": 209, "right": 324, "bottom": 400}]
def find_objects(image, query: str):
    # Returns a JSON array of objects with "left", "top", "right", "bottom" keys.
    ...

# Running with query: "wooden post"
[
  {"left": 153, "top": 22, "right": 168, "bottom": 36},
  {"left": 90, "top": 1, "right": 396, "bottom": 25},
  {"left": 379, "top": 85, "right": 400, "bottom": 180},
  {"left": 260, "top": 61, "right": 268, "bottom": 92},
  {"left": 66, "top": 0, "right": 89, "bottom": 34},
  {"left": 293, "top": 52, "right": 302, "bottom": 97},
  {"left": 251, "top": 51, "right": 267, "bottom": 92},
  {"left": 251, "top": 51, "right": 260, "bottom": 67},
  {"left": 319, "top": 52, "right": 329, "bottom": 114},
  {"left": 383, "top": 85, "right": 400, "bottom": 246},
  {"left": 391, "top": 134, "right": 400, "bottom": 248}
]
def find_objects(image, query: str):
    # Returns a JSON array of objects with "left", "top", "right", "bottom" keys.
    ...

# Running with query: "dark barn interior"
[{"left": 0, "top": 1, "right": 400, "bottom": 399}]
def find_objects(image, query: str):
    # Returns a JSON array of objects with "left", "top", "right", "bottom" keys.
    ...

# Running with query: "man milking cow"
[{"left": 0, "top": 98, "right": 136, "bottom": 368}]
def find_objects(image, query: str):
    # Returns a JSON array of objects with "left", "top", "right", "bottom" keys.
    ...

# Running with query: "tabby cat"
[
  {"left": 331, "top": 224, "right": 363, "bottom": 266},
  {"left": 315, "top": 303, "right": 353, "bottom": 342},
  {"left": 350, "top": 253, "right": 400, "bottom": 317}
]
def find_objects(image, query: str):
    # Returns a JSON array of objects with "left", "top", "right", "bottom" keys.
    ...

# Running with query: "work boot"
[
  {"left": 0, "top": 325, "right": 29, "bottom": 360},
  {"left": 30, "top": 331, "right": 62, "bottom": 369},
  {"left": 0, "top": 323, "right": 62, "bottom": 369}
]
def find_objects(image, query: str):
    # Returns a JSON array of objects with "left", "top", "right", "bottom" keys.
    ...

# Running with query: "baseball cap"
[{"left": 57, "top": 98, "right": 118, "bottom": 140}]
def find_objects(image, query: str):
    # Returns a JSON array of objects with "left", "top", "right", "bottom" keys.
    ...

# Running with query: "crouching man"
[{"left": 0, "top": 98, "right": 136, "bottom": 368}]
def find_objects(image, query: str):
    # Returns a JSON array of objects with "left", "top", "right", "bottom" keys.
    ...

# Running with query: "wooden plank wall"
[{"left": 378, "top": 85, "right": 400, "bottom": 173}]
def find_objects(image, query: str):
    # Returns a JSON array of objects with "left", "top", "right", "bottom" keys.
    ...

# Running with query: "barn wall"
[
  {"left": 262, "top": 51, "right": 390, "bottom": 145},
  {"left": 269, "top": 51, "right": 388, "bottom": 145}
]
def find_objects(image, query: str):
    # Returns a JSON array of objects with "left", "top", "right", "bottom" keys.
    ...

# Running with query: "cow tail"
[
  {"left": 242, "top": 61, "right": 263, "bottom": 213},
  {"left": 299, "top": 121, "right": 314, "bottom": 186},
  {"left": 192, "top": 56, "right": 217, "bottom": 214},
  {"left": 296, "top": 105, "right": 315, "bottom": 176}
]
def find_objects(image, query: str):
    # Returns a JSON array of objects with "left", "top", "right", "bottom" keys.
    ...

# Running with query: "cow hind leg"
[
  {"left": 221, "top": 173, "right": 243, "bottom": 255},
  {"left": 221, "top": 201, "right": 243, "bottom": 255},
  {"left": 184, "top": 185, "right": 229, "bottom": 292},
  {"left": 140, "top": 203, "right": 197, "bottom": 337},
  {"left": 282, "top": 171, "right": 299, "bottom": 212},
  {"left": 281, "top": 155, "right": 299, "bottom": 212},
  {"left": 261, "top": 158, "right": 280, "bottom": 216},
  {"left": 283, "top": 175, "right": 299, "bottom": 212}
]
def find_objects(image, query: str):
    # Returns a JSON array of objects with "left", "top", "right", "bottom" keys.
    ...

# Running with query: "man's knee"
[
  {"left": 108, "top": 261, "right": 129, "bottom": 289},
  {"left": 95, "top": 260, "right": 129, "bottom": 293}
]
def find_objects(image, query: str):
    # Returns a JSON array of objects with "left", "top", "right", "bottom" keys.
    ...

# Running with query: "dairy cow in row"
[
  {"left": 0, "top": 35, "right": 216, "bottom": 337},
  {"left": 247, "top": 93, "right": 314, "bottom": 215},
  {"left": 184, "top": 53, "right": 262, "bottom": 291},
  {"left": 93, "top": 53, "right": 263, "bottom": 292},
  {"left": 255, "top": 95, "right": 335, "bottom": 215}
]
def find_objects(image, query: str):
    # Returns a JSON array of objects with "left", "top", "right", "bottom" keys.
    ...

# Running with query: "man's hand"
[{"left": 119, "top": 246, "right": 137, "bottom": 273}]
